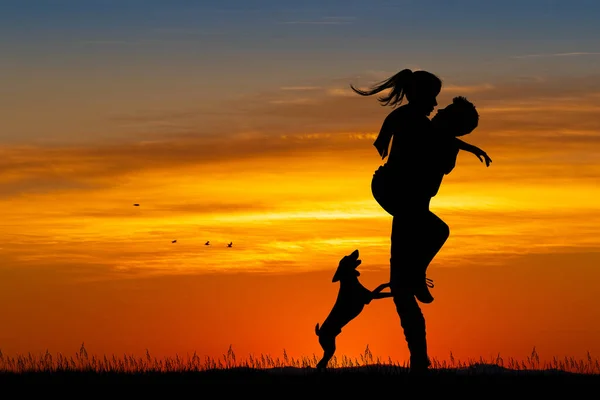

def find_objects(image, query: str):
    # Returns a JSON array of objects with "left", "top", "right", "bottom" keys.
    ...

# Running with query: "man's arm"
[
  {"left": 455, "top": 137, "right": 482, "bottom": 154},
  {"left": 454, "top": 138, "right": 492, "bottom": 167}
]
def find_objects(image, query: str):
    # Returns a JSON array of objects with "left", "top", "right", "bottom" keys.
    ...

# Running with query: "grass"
[{"left": 1, "top": 343, "right": 599, "bottom": 387}]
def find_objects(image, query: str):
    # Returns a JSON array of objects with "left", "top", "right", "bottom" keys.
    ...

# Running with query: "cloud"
[
  {"left": 278, "top": 16, "right": 356, "bottom": 25},
  {"left": 443, "top": 83, "right": 495, "bottom": 93},
  {"left": 0, "top": 130, "right": 374, "bottom": 198},
  {"left": 151, "top": 27, "right": 224, "bottom": 36},
  {"left": 280, "top": 86, "right": 322, "bottom": 91},
  {"left": 78, "top": 40, "right": 140, "bottom": 45},
  {"left": 0, "top": 176, "right": 97, "bottom": 197},
  {"left": 4, "top": 70, "right": 600, "bottom": 284},
  {"left": 1, "top": 72, "right": 599, "bottom": 199},
  {"left": 77, "top": 27, "right": 226, "bottom": 47},
  {"left": 66, "top": 201, "right": 273, "bottom": 219},
  {"left": 326, "top": 87, "right": 357, "bottom": 97},
  {"left": 238, "top": 73, "right": 600, "bottom": 142},
  {"left": 268, "top": 98, "right": 318, "bottom": 105},
  {"left": 511, "top": 52, "right": 600, "bottom": 59}
]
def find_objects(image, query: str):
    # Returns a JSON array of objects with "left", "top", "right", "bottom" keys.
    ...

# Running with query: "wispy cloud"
[
  {"left": 443, "top": 83, "right": 495, "bottom": 93},
  {"left": 268, "top": 98, "right": 318, "bottom": 105},
  {"left": 77, "top": 40, "right": 141, "bottom": 45},
  {"left": 325, "top": 87, "right": 357, "bottom": 97},
  {"left": 4, "top": 73, "right": 600, "bottom": 200},
  {"left": 278, "top": 16, "right": 356, "bottom": 25},
  {"left": 77, "top": 39, "right": 193, "bottom": 46},
  {"left": 280, "top": 86, "right": 322, "bottom": 91},
  {"left": 151, "top": 27, "right": 223, "bottom": 36},
  {"left": 103, "top": 72, "right": 600, "bottom": 152},
  {"left": 511, "top": 52, "right": 600, "bottom": 59},
  {"left": 3, "top": 73, "right": 600, "bottom": 283},
  {"left": 77, "top": 28, "right": 225, "bottom": 46}
]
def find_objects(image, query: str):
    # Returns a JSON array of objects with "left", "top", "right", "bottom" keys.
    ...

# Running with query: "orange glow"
[{"left": 1, "top": 76, "right": 600, "bottom": 366}]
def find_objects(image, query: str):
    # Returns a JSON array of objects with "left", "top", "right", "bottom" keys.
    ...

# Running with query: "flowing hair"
[{"left": 350, "top": 69, "right": 442, "bottom": 108}]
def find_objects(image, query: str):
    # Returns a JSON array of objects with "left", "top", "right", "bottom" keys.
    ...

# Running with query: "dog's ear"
[
  {"left": 332, "top": 261, "right": 345, "bottom": 282},
  {"left": 332, "top": 271, "right": 341, "bottom": 282}
]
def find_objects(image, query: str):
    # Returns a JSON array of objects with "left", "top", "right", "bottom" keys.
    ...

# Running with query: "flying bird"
[
  {"left": 205, "top": 241, "right": 210, "bottom": 246},
  {"left": 172, "top": 240, "right": 177, "bottom": 243},
  {"left": 227, "top": 242, "right": 233, "bottom": 247},
  {"left": 133, "top": 204, "right": 140, "bottom": 206}
]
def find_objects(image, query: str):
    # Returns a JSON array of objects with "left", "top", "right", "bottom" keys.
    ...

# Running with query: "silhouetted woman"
[{"left": 350, "top": 68, "right": 444, "bottom": 374}]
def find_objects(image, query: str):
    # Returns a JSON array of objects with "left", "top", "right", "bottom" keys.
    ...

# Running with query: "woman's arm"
[
  {"left": 373, "top": 108, "right": 422, "bottom": 160},
  {"left": 376, "top": 114, "right": 431, "bottom": 164},
  {"left": 373, "top": 116, "right": 395, "bottom": 160}
]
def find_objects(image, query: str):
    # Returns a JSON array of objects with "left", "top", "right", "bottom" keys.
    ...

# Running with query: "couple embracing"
[
  {"left": 315, "top": 69, "right": 492, "bottom": 375},
  {"left": 358, "top": 68, "right": 493, "bottom": 374}
]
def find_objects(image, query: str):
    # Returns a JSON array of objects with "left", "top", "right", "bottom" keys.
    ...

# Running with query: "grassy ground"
[{"left": 1, "top": 344, "right": 599, "bottom": 389}]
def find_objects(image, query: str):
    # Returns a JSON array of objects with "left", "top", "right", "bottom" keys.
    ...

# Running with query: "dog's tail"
[{"left": 315, "top": 323, "right": 321, "bottom": 336}]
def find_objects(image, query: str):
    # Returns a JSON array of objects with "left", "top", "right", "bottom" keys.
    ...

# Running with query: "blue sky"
[
  {"left": 3, "top": 1, "right": 599, "bottom": 70},
  {"left": 1, "top": 0, "right": 599, "bottom": 144}
]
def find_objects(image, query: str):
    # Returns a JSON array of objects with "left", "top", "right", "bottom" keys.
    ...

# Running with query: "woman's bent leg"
[
  {"left": 411, "top": 211, "right": 450, "bottom": 303},
  {"left": 421, "top": 211, "right": 450, "bottom": 272}
]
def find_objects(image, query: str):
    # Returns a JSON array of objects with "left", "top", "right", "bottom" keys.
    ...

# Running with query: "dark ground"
[{"left": 1, "top": 365, "right": 599, "bottom": 392}]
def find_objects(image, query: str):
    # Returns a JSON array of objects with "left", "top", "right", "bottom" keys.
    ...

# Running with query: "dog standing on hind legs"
[{"left": 315, "top": 249, "right": 392, "bottom": 370}]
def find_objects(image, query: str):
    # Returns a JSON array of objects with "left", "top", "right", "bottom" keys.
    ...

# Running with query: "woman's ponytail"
[
  {"left": 350, "top": 69, "right": 441, "bottom": 108},
  {"left": 350, "top": 68, "right": 413, "bottom": 107}
]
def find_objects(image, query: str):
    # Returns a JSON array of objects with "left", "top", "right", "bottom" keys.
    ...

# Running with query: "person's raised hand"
[
  {"left": 473, "top": 147, "right": 492, "bottom": 167},
  {"left": 478, "top": 152, "right": 492, "bottom": 167}
]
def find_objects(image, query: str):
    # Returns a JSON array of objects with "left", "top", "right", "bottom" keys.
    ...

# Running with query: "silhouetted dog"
[{"left": 315, "top": 249, "right": 392, "bottom": 370}]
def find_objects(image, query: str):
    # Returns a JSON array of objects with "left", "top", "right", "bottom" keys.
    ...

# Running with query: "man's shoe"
[
  {"left": 414, "top": 277, "right": 434, "bottom": 304},
  {"left": 409, "top": 357, "right": 431, "bottom": 376}
]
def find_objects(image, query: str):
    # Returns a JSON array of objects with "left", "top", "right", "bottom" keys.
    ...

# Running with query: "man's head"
[{"left": 432, "top": 96, "right": 479, "bottom": 137}]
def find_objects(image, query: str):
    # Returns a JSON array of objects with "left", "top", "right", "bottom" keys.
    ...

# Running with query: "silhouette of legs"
[
  {"left": 390, "top": 284, "right": 430, "bottom": 374},
  {"left": 390, "top": 212, "right": 432, "bottom": 373}
]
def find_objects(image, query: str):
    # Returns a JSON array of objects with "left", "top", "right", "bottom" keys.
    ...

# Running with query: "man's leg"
[
  {"left": 391, "top": 284, "right": 430, "bottom": 374},
  {"left": 390, "top": 215, "right": 430, "bottom": 374}
]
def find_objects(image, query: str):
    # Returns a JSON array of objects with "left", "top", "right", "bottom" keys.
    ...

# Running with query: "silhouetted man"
[{"left": 382, "top": 96, "right": 487, "bottom": 374}]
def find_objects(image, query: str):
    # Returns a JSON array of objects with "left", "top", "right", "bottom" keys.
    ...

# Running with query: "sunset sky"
[{"left": 1, "top": 0, "right": 600, "bottom": 365}]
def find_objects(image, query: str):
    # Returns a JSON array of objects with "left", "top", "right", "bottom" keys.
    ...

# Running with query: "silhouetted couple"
[{"left": 355, "top": 69, "right": 492, "bottom": 374}]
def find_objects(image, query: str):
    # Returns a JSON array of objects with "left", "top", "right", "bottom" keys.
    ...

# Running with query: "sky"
[{"left": 1, "top": 0, "right": 600, "bottom": 366}]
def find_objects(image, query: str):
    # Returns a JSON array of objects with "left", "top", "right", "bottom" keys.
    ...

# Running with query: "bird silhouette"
[
  {"left": 227, "top": 242, "right": 233, "bottom": 247},
  {"left": 133, "top": 204, "right": 140, "bottom": 206},
  {"left": 205, "top": 241, "right": 210, "bottom": 246},
  {"left": 172, "top": 240, "right": 177, "bottom": 243}
]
